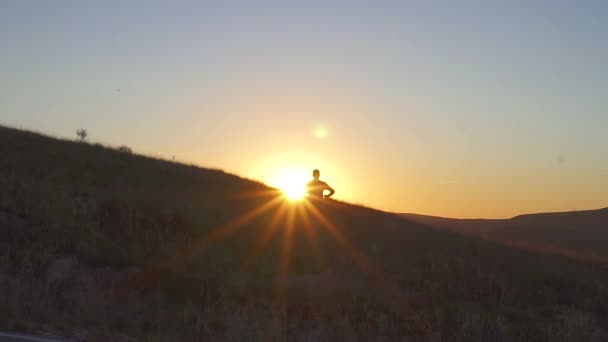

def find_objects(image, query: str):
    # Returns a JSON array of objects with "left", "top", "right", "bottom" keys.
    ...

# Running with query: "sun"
[{"left": 273, "top": 171, "right": 307, "bottom": 200}]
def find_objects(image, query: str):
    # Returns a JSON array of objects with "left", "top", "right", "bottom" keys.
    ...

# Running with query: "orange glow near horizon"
[
  {"left": 267, "top": 169, "right": 309, "bottom": 201},
  {"left": 5, "top": 2, "right": 608, "bottom": 220}
]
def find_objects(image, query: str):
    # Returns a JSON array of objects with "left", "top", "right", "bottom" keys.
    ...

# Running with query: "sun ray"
[
  {"left": 301, "top": 201, "right": 416, "bottom": 319},
  {"left": 273, "top": 202, "right": 297, "bottom": 309},
  {"left": 242, "top": 201, "right": 288, "bottom": 271},
  {"left": 231, "top": 188, "right": 282, "bottom": 200},
  {"left": 176, "top": 195, "right": 284, "bottom": 261},
  {"left": 297, "top": 202, "right": 326, "bottom": 267},
  {"left": 123, "top": 195, "right": 284, "bottom": 291},
  {"left": 303, "top": 200, "right": 375, "bottom": 275},
  {"left": 278, "top": 203, "right": 297, "bottom": 277}
]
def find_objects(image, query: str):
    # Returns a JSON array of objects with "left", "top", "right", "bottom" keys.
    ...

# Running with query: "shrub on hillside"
[{"left": 117, "top": 145, "right": 132, "bottom": 153}]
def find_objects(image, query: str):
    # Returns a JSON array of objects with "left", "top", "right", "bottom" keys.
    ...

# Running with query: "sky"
[{"left": 1, "top": 1, "right": 607, "bottom": 218}]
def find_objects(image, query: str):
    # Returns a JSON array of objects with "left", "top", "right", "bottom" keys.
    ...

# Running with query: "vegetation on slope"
[{"left": 1, "top": 125, "right": 607, "bottom": 341}]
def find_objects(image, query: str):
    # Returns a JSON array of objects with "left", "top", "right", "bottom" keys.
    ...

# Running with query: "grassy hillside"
[
  {"left": 1, "top": 125, "right": 608, "bottom": 341},
  {"left": 402, "top": 209, "right": 608, "bottom": 263}
]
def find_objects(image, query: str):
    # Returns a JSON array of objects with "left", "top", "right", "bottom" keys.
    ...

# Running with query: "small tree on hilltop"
[{"left": 76, "top": 128, "right": 88, "bottom": 141}]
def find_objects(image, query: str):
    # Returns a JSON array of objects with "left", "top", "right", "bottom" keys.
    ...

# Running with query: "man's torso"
[{"left": 306, "top": 180, "right": 327, "bottom": 198}]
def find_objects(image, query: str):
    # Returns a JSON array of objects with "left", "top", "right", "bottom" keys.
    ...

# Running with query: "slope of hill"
[
  {"left": 402, "top": 209, "right": 608, "bottom": 262},
  {"left": 1, "top": 125, "right": 608, "bottom": 341}
]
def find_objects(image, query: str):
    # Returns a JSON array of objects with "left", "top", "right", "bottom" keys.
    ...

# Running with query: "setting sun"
[{"left": 272, "top": 171, "right": 308, "bottom": 200}]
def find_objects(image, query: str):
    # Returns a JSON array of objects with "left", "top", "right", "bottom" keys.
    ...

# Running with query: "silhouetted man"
[{"left": 306, "top": 169, "right": 335, "bottom": 199}]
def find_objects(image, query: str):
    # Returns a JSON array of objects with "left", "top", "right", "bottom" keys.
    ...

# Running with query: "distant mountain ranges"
[{"left": 401, "top": 208, "right": 608, "bottom": 262}]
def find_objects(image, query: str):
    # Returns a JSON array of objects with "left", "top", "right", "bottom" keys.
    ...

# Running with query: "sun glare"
[{"left": 273, "top": 171, "right": 307, "bottom": 200}]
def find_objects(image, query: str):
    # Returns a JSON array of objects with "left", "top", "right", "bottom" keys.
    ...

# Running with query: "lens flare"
[{"left": 313, "top": 127, "right": 328, "bottom": 139}]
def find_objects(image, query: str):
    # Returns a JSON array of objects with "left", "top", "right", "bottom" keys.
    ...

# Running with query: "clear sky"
[{"left": 2, "top": 1, "right": 607, "bottom": 218}]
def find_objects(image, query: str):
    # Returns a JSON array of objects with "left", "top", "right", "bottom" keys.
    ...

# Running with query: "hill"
[
  {"left": 402, "top": 208, "right": 608, "bottom": 262},
  {"left": 1, "top": 125, "right": 608, "bottom": 341}
]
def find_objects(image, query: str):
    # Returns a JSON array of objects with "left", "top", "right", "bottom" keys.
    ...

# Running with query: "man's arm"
[{"left": 324, "top": 184, "right": 335, "bottom": 198}]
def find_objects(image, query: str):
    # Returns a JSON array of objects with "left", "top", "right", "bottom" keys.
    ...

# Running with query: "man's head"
[{"left": 312, "top": 169, "right": 320, "bottom": 180}]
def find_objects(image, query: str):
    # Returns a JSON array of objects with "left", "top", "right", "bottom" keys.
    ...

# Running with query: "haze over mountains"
[{"left": 402, "top": 208, "right": 608, "bottom": 263}]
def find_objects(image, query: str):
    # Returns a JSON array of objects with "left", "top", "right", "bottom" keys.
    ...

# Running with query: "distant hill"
[
  {"left": 401, "top": 208, "right": 608, "bottom": 262},
  {"left": 1, "top": 125, "right": 608, "bottom": 341}
]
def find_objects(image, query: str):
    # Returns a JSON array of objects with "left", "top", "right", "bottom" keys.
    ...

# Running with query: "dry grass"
[{"left": 1, "top": 125, "right": 608, "bottom": 341}]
